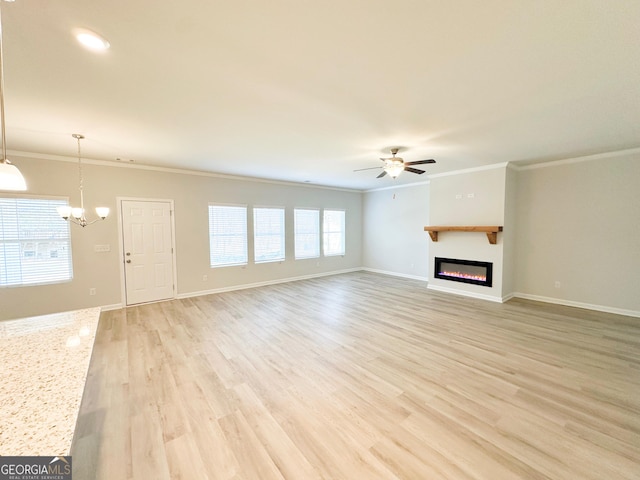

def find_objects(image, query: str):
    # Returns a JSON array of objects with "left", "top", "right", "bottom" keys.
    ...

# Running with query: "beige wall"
[
  {"left": 3, "top": 150, "right": 639, "bottom": 320},
  {"left": 425, "top": 155, "right": 640, "bottom": 314},
  {"left": 514, "top": 152, "right": 640, "bottom": 314},
  {"left": 0, "top": 156, "right": 362, "bottom": 320},
  {"left": 362, "top": 183, "right": 430, "bottom": 279}
]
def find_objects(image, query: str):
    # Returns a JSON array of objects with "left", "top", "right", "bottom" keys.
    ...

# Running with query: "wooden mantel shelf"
[{"left": 424, "top": 226, "right": 504, "bottom": 244}]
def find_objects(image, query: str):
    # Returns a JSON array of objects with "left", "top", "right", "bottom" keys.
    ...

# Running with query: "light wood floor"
[{"left": 71, "top": 272, "right": 640, "bottom": 479}]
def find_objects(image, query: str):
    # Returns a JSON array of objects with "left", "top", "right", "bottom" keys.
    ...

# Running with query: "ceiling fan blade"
[
  {"left": 353, "top": 166, "right": 383, "bottom": 172},
  {"left": 405, "top": 159, "right": 436, "bottom": 166},
  {"left": 404, "top": 167, "right": 425, "bottom": 175},
  {"left": 377, "top": 170, "right": 388, "bottom": 178}
]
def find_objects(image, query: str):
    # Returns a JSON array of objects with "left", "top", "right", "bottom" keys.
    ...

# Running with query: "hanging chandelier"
[
  {"left": 0, "top": 0, "right": 26, "bottom": 191},
  {"left": 57, "top": 134, "right": 109, "bottom": 227}
]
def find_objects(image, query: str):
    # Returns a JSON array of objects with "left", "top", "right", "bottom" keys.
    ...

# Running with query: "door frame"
[{"left": 117, "top": 196, "right": 178, "bottom": 306}]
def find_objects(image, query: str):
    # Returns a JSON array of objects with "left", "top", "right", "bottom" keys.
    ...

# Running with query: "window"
[
  {"left": 294, "top": 208, "right": 319, "bottom": 259},
  {"left": 209, "top": 205, "right": 247, "bottom": 267},
  {"left": 323, "top": 209, "right": 345, "bottom": 256},
  {"left": 254, "top": 207, "right": 285, "bottom": 263},
  {"left": 0, "top": 197, "right": 73, "bottom": 287}
]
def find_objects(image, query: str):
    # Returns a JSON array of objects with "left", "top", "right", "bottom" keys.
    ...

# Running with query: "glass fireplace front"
[{"left": 434, "top": 257, "right": 493, "bottom": 287}]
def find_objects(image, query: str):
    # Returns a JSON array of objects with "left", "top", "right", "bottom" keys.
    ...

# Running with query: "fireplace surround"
[{"left": 434, "top": 257, "right": 493, "bottom": 287}]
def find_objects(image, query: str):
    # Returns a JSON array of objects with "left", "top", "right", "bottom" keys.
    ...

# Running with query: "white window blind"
[
  {"left": 209, "top": 205, "right": 247, "bottom": 267},
  {"left": 294, "top": 208, "right": 319, "bottom": 259},
  {"left": 0, "top": 197, "right": 73, "bottom": 287},
  {"left": 254, "top": 207, "right": 285, "bottom": 263},
  {"left": 323, "top": 209, "right": 345, "bottom": 256}
]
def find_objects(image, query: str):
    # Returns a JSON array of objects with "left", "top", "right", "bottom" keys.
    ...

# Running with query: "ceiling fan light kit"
[
  {"left": 384, "top": 158, "right": 405, "bottom": 178},
  {"left": 356, "top": 148, "right": 436, "bottom": 180}
]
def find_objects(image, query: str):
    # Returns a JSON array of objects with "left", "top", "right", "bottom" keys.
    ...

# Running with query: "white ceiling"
[{"left": 4, "top": 0, "right": 640, "bottom": 190}]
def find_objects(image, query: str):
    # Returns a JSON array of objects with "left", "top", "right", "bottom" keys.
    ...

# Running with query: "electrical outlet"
[
  {"left": 202, "top": 275, "right": 208, "bottom": 281},
  {"left": 89, "top": 288, "right": 96, "bottom": 296},
  {"left": 554, "top": 281, "right": 561, "bottom": 288}
]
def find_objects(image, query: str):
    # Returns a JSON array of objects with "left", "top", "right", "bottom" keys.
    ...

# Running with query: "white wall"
[
  {"left": 502, "top": 165, "right": 518, "bottom": 298},
  {"left": 362, "top": 183, "right": 430, "bottom": 280},
  {"left": 514, "top": 151, "right": 640, "bottom": 315},
  {"left": 428, "top": 165, "right": 507, "bottom": 301},
  {"left": 0, "top": 156, "right": 362, "bottom": 320}
]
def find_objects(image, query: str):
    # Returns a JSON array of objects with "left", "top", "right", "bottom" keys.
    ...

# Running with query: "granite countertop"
[{"left": 0, "top": 308, "right": 100, "bottom": 456}]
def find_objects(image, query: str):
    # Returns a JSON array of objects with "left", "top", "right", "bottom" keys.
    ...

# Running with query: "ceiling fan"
[{"left": 354, "top": 148, "right": 436, "bottom": 179}]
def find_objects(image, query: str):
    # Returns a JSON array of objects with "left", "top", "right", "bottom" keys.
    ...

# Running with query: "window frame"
[
  {"left": 0, "top": 195, "right": 74, "bottom": 288},
  {"left": 208, "top": 203, "right": 248, "bottom": 268},
  {"left": 323, "top": 209, "right": 346, "bottom": 257},
  {"left": 294, "top": 208, "right": 320, "bottom": 260},
  {"left": 253, "top": 206, "right": 286, "bottom": 264}
]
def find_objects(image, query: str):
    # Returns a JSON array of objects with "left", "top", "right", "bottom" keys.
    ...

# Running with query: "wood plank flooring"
[{"left": 71, "top": 272, "right": 640, "bottom": 479}]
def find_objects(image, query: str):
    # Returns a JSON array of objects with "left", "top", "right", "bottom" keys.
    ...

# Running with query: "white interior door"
[{"left": 121, "top": 200, "right": 175, "bottom": 305}]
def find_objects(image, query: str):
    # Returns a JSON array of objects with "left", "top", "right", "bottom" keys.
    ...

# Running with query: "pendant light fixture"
[
  {"left": 0, "top": 0, "right": 26, "bottom": 191},
  {"left": 57, "top": 134, "right": 109, "bottom": 227}
]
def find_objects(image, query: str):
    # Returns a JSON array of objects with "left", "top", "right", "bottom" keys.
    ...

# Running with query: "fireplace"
[{"left": 434, "top": 257, "right": 493, "bottom": 287}]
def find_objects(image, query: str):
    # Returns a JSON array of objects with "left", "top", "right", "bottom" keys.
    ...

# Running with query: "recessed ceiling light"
[{"left": 74, "top": 28, "right": 110, "bottom": 51}]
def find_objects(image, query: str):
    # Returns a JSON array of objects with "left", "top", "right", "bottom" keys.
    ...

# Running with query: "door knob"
[
  {"left": 126, "top": 259, "right": 131, "bottom": 263},
  {"left": 126, "top": 252, "right": 131, "bottom": 256}
]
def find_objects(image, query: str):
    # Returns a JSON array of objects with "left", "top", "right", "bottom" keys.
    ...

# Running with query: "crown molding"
[
  {"left": 511, "top": 147, "right": 640, "bottom": 171},
  {"left": 365, "top": 178, "right": 430, "bottom": 193},
  {"left": 8, "top": 149, "right": 361, "bottom": 193},
  {"left": 427, "top": 162, "right": 509, "bottom": 179}
]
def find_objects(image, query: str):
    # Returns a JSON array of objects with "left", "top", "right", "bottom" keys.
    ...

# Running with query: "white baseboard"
[
  {"left": 98, "top": 269, "right": 363, "bottom": 311},
  {"left": 511, "top": 292, "right": 640, "bottom": 318},
  {"left": 427, "top": 284, "right": 504, "bottom": 303},
  {"left": 100, "top": 303, "right": 124, "bottom": 312},
  {"left": 501, "top": 293, "right": 515, "bottom": 303},
  {"left": 361, "top": 268, "right": 428, "bottom": 282},
  {"left": 175, "top": 268, "right": 363, "bottom": 300},
  {"left": 99, "top": 277, "right": 639, "bottom": 319}
]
